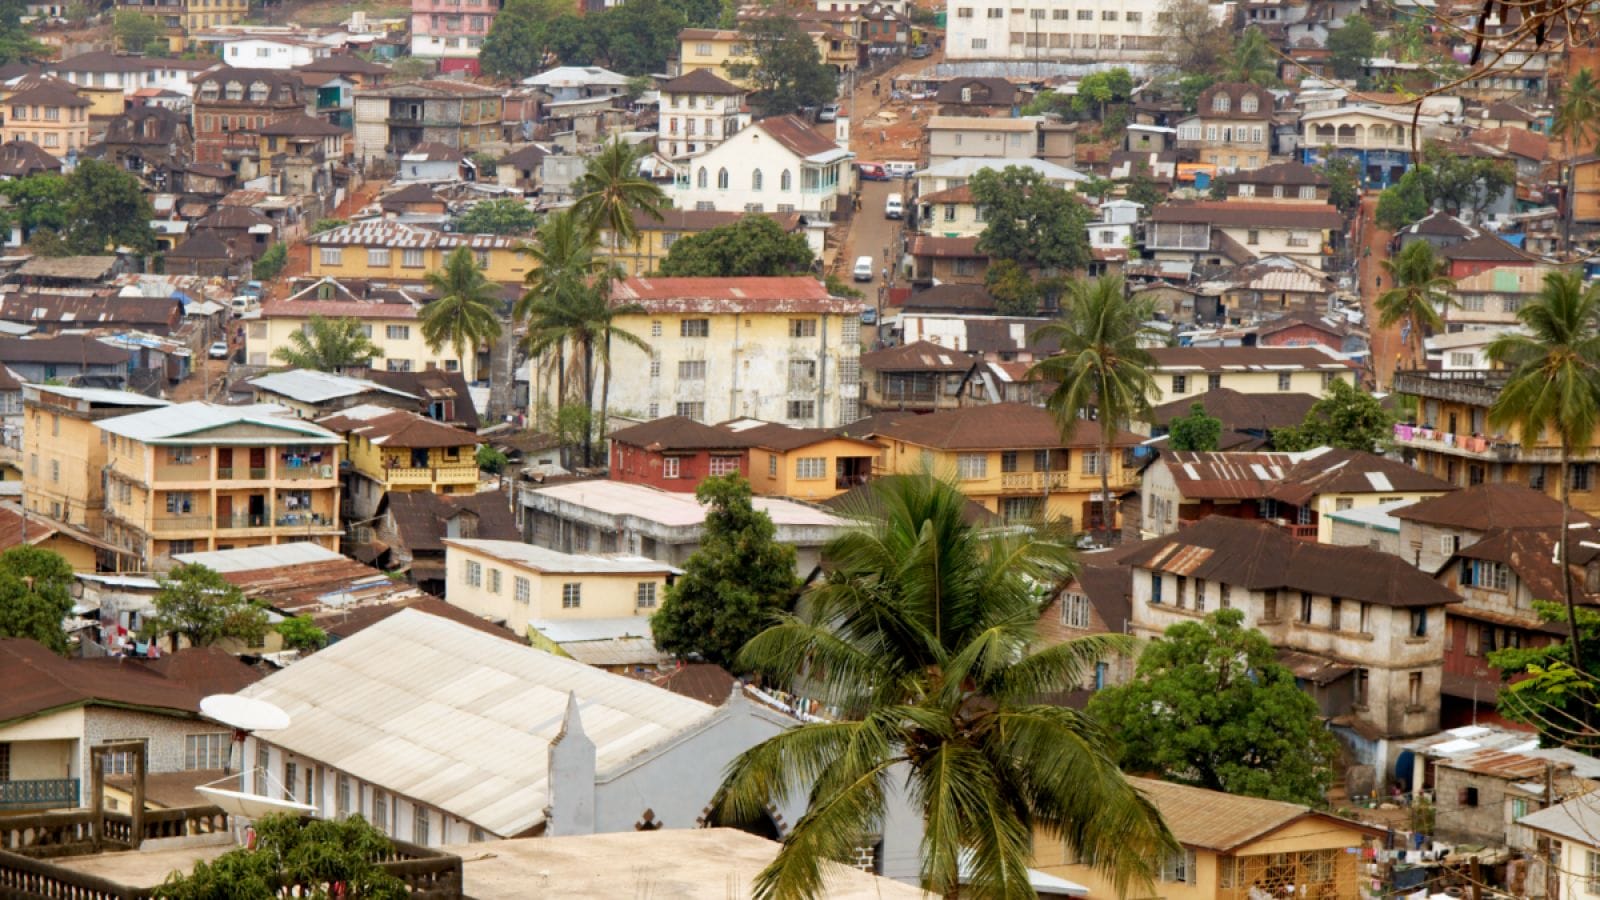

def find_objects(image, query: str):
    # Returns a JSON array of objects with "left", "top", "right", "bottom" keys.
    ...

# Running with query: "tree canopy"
[
  {"left": 727, "top": 17, "right": 837, "bottom": 116},
  {"left": 154, "top": 814, "right": 406, "bottom": 900},
  {"left": 0, "top": 545, "right": 74, "bottom": 655},
  {"left": 142, "top": 564, "right": 269, "bottom": 652},
  {"left": 0, "top": 161, "right": 156, "bottom": 255},
  {"left": 1168, "top": 402, "right": 1223, "bottom": 451},
  {"left": 651, "top": 475, "right": 800, "bottom": 670},
  {"left": 1374, "top": 168, "right": 1430, "bottom": 231},
  {"left": 482, "top": 0, "right": 710, "bottom": 79},
  {"left": 1271, "top": 378, "right": 1394, "bottom": 452},
  {"left": 452, "top": 198, "right": 538, "bottom": 236},
  {"left": 1088, "top": 609, "right": 1339, "bottom": 804},
  {"left": 272, "top": 316, "right": 386, "bottom": 371},
  {"left": 1326, "top": 16, "right": 1376, "bottom": 81},
  {"left": 969, "top": 166, "right": 1092, "bottom": 274},
  {"left": 1321, "top": 153, "right": 1362, "bottom": 216},
  {"left": 657, "top": 215, "right": 814, "bottom": 277},
  {"left": 113, "top": 10, "right": 163, "bottom": 53}
]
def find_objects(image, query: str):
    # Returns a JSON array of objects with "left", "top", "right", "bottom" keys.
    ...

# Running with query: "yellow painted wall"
[
  {"left": 1311, "top": 490, "right": 1448, "bottom": 543},
  {"left": 24, "top": 406, "right": 109, "bottom": 532},
  {"left": 0, "top": 96, "right": 90, "bottom": 156},
  {"left": 444, "top": 543, "right": 672, "bottom": 637},
  {"left": 343, "top": 431, "right": 478, "bottom": 492},
  {"left": 307, "top": 243, "right": 527, "bottom": 284},
  {"left": 876, "top": 439, "right": 1134, "bottom": 524},
  {"left": 746, "top": 437, "right": 880, "bottom": 502},
  {"left": 1152, "top": 369, "right": 1353, "bottom": 408},
  {"left": 247, "top": 316, "right": 482, "bottom": 381},
  {"left": 678, "top": 34, "right": 757, "bottom": 86}
]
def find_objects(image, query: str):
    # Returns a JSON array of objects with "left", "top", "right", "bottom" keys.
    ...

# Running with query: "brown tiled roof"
[
  {"left": 197, "top": 205, "right": 271, "bottom": 230},
  {"left": 918, "top": 184, "right": 976, "bottom": 204},
  {"left": 0, "top": 640, "right": 262, "bottom": 726},
  {"left": 875, "top": 403, "right": 1141, "bottom": 451},
  {"left": 909, "top": 235, "right": 983, "bottom": 258},
  {"left": 900, "top": 283, "right": 997, "bottom": 313},
  {"left": 258, "top": 113, "right": 348, "bottom": 137},
  {"left": 165, "top": 230, "right": 236, "bottom": 261},
  {"left": 498, "top": 143, "right": 548, "bottom": 168},
  {"left": 0, "top": 334, "right": 129, "bottom": 365},
  {"left": 5, "top": 79, "right": 89, "bottom": 108},
  {"left": 1232, "top": 161, "right": 1328, "bottom": 187},
  {"left": 1193, "top": 82, "right": 1275, "bottom": 121},
  {"left": 383, "top": 492, "right": 517, "bottom": 556},
  {"left": 756, "top": 114, "right": 840, "bottom": 158},
  {"left": 609, "top": 415, "right": 753, "bottom": 451},
  {"left": 0, "top": 293, "right": 181, "bottom": 330},
  {"left": 404, "top": 141, "right": 464, "bottom": 162},
  {"left": 106, "top": 769, "right": 223, "bottom": 809},
  {"left": 53, "top": 50, "right": 152, "bottom": 74},
  {"left": 645, "top": 663, "right": 738, "bottom": 704},
  {"left": 860, "top": 340, "right": 976, "bottom": 373},
  {"left": 0, "top": 140, "right": 60, "bottom": 177},
  {"left": 721, "top": 421, "right": 877, "bottom": 453},
  {"left": 1404, "top": 211, "right": 1480, "bottom": 239},
  {"left": 1267, "top": 448, "right": 1456, "bottom": 506},
  {"left": 1146, "top": 345, "right": 1350, "bottom": 370},
  {"left": 296, "top": 55, "right": 391, "bottom": 76},
  {"left": 365, "top": 368, "right": 479, "bottom": 429},
  {"left": 1121, "top": 516, "right": 1463, "bottom": 608},
  {"left": 935, "top": 76, "right": 1016, "bottom": 105},
  {"left": 833, "top": 410, "right": 917, "bottom": 439},
  {"left": 380, "top": 182, "right": 446, "bottom": 210},
  {"left": 1471, "top": 125, "right": 1549, "bottom": 162},
  {"left": 317, "top": 407, "right": 478, "bottom": 449},
  {"left": 313, "top": 594, "right": 523, "bottom": 643},
  {"left": 1150, "top": 200, "right": 1342, "bottom": 230},
  {"left": 1395, "top": 483, "right": 1581, "bottom": 531},
  {"left": 1439, "top": 233, "right": 1533, "bottom": 263},
  {"left": 1482, "top": 100, "right": 1535, "bottom": 123},
  {"left": 1128, "top": 775, "right": 1379, "bottom": 851},
  {"left": 1255, "top": 309, "right": 1348, "bottom": 337},
  {"left": 660, "top": 68, "right": 743, "bottom": 95},
  {"left": 1451, "top": 526, "right": 1600, "bottom": 608},
  {"left": 1146, "top": 388, "right": 1317, "bottom": 432},
  {"left": 1159, "top": 450, "right": 1295, "bottom": 499}
]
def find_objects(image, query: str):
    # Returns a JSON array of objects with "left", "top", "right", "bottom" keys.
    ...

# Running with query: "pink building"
[{"left": 410, "top": 0, "right": 499, "bottom": 74}]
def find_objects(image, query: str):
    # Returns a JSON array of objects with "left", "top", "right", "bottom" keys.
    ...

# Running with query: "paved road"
[{"left": 844, "top": 179, "right": 909, "bottom": 345}]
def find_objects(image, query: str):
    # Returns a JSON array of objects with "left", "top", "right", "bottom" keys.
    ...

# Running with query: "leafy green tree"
[
  {"left": 1167, "top": 402, "right": 1222, "bottom": 451},
  {"left": 1326, "top": 16, "right": 1376, "bottom": 81},
  {"left": 452, "top": 198, "right": 537, "bottom": 236},
  {"left": 421, "top": 246, "right": 504, "bottom": 374},
  {"left": 598, "top": 0, "right": 686, "bottom": 74},
  {"left": 1270, "top": 378, "right": 1394, "bottom": 452},
  {"left": 1125, "top": 169, "right": 1166, "bottom": 209},
  {"left": 63, "top": 160, "right": 156, "bottom": 255},
  {"left": 1158, "top": 0, "right": 1231, "bottom": 77},
  {"left": 715, "top": 474, "right": 1174, "bottom": 898},
  {"left": 1030, "top": 277, "right": 1157, "bottom": 538},
  {"left": 479, "top": 0, "right": 567, "bottom": 78},
  {"left": 476, "top": 444, "right": 509, "bottom": 473},
  {"left": 1089, "top": 609, "right": 1338, "bottom": 804},
  {"left": 154, "top": 814, "right": 405, "bottom": 900},
  {"left": 272, "top": 315, "right": 385, "bottom": 371},
  {"left": 1071, "top": 68, "right": 1134, "bottom": 121},
  {"left": 1173, "top": 72, "right": 1217, "bottom": 112},
  {"left": 658, "top": 215, "right": 813, "bottom": 276},
  {"left": 311, "top": 218, "right": 347, "bottom": 234},
  {"left": 1416, "top": 142, "right": 1515, "bottom": 219},
  {"left": 1224, "top": 28, "right": 1278, "bottom": 85},
  {"left": 0, "top": 0, "right": 45, "bottom": 64},
  {"left": 274, "top": 616, "right": 327, "bottom": 653},
  {"left": 1375, "top": 168, "right": 1429, "bottom": 230},
  {"left": 985, "top": 258, "right": 1041, "bottom": 316},
  {"left": 0, "top": 172, "right": 69, "bottom": 241},
  {"left": 252, "top": 243, "right": 287, "bottom": 280},
  {"left": 727, "top": 17, "right": 837, "bottom": 115},
  {"left": 113, "top": 10, "right": 162, "bottom": 53},
  {"left": 651, "top": 475, "right": 799, "bottom": 670},
  {"left": 142, "top": 564, "right": 268, "bottom": 652},
  {"left": 1321, "top": 153, "right": 1362, "bottom": 216},
  {"left": 574, "top": 137, "right": 668, "bottom": 249},
  {"left": 1077, "top": 175, "right": 1116, "bottom": 203},
  {"left": 1486, "top": 271, "right": 1600, "bottom": 671},
  {"left": 1377, "top": 239, "right": 1455, "bottom": 370},
  {"left": 469, "top": 151, "right": 498, "bottom": 178},
  {"left": 1207, "top": 174, "right": 1230, "bottom": 200},
  {"left": 0, "top": 546, "right": 74, "bottom": 655},
  {"left": 970, "top": 165, "right": 1092, "bottom": 274},
  {"left": 1489, "top": 602, "right": 1600, "bottom": 747}
]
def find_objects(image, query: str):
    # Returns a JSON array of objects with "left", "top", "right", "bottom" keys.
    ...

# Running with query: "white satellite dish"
[
  {"left": 196, "top": 785, "right": 318, "bottom": 819},
  {"left": 201, "top": 695, "right": 291, "bottom": 732}
]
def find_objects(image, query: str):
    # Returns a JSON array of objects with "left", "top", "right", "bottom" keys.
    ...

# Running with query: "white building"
[
  {"left": 912, "top": 156, "right": 1088, "bottom": 196},
  {"left": 1090, "top": 199, "right": 1140, "bottom": 254},
  {"left": 945, "top": 0, "right": 1197, "bottom": 62},
  {"left": 521, "top": 65, "right": 630, "bottom": 103},
  {"left": 671, "top": 115, "right": 854, "bottom": 226},
  {"left": 657, "top": 68, "right": 748, "bottom": 160},
  {"left": 219, "top": 37, "right": 327, "bottom": 69}
]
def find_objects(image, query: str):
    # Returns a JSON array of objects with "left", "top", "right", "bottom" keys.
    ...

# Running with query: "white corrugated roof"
[
  {"left": 445, "top": 539, "right": 679, "bottom": 576},
  {"left": 173, "top": 542, "right": 345, "bottom": 573},
  {"left": 250, "top": 369, "right": 418, "bottom": 405},
  {"left": 241, "top": 609, "right": 717, "bottom": 836},
  {"left": 530, "top": 480, "right": 847, "bottom": 529},
  {"left": 23, "top": 383, "right": 171, "bottom": 407},
  {"left": 96, "top": 401, "right": 342, "bottom": 445}
]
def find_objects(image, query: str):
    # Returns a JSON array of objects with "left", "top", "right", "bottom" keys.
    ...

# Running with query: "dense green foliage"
[
  {"left": 274, "top": 615, "right": 328, "bottom": 653},
  {"left": 252, "top": 243, "right": 287, "bottom": 280},
  {"left": 1167, "top": 403, "right": 1222, "bottom": 451},
  {"left": 717, "top": 475, "right": 1175, "bottom": 898},
  {"left": 1326, "top": 16, "right": 1376, "bottom": 81},
  {"left": 421, "top": 246, "right": 504, "bottom": 371},
  {"left": 481, "top": 0, "right": 713, "bottom": 78},
  {"left": 142, "top": 564, "right": 268, "bottom": 651},
  {"left": 1374, "top": 168, "right": 1429, "bottom": 230},
  {"left": 476, "top": 444, "right": 509, "bottom": 474},
  {"left": 727, "top": 17, "right": 837, "bottom": 116},
  {"left": 0, "top": 546, "right": 74, "bottom": 655},
  {"left": 1089, "top": 609, "right": 1339, "bottom": 804},
  {"left": 113, "top": 10, "right": 163, "bottom": 53},
  {"left": 652, "top": 475, "right": 799, "bottom": 670},
  {"left": 0, "top": 161, "right": 156, "bottom": 255},
  {"left": 1321, "top": 153, "right": 1362, "bottom": 216},
  {"left": 452, "top": 198, "right": 538, "bottom": 236},
  {"left": 969, "top": 166, "right": 1092, "bottom": 275},
  {"left": 658, "top": 215, "right": 814, "bottom": 276},
  {"left": 154, "top": 814, "right": 406, "bottom": 900},
  {"left": 272, "top": 316, "right": 386, "bottom": 371},
  {"left": 1376, "top": 240, "right": 1455, "bottom": 369},
  {"left": 985, "top": 259, "right": 1042, "bottom": 316},
  {"left": 1271, "top": 379, "right": 1394, "bottom": 452},
  {"left": 1375, "top": 144, "right": 1515, "bottom": 227}
]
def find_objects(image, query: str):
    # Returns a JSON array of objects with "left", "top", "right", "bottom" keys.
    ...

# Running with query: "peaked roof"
[
  {"left": 0, "top": 639, "right": 260, "bottom": 726},
  {"left": 1127, "top": 776, "right": 1379, "bottom": 851},
  {"left": 756, "top": 114, "right": 843, "bottom": 158},
  {"left": 1394, "top": 483, "right": 1582, "bottom": 531},
  {"left": 660, "top": 67, "right": 743, "bottom": 95},
  {"left": 5, "top": 78, "right": 88, "bottom": 107},
  {"left": 1405, "top": 210, "right": 1480, "bottom": 239},
  {"left": 1146, "top": 388, "right": 1318, "bottom": 432},
  {"left": 860, "top": 340, "right": 976, "bottom": 373},
  {"left": 1439, "top": 232, "right": 1533, "bottom": 263},
  {"left": 164, "top": 229, "right": 235, "bottom": 261},
  {"left": 381, "top": 490, "right": 518, "bottom": 554},
  {"left": 873, "top": 403, "right": 1141, "bottom": 451},
  {"left": 608, "top": 415, "right": 751, "bottom": 451},
  {"left": 316, "top": 404, "right": 478, "bottom": 448},
  {"left": 97, "top": 401, "right": 342, "bottom": 445},
  {"left": 1159, "top": 447, "right": 1456, "bottom": 502},
  {"left": 258, "top": 113, "right": 348, "bottom": 137}
]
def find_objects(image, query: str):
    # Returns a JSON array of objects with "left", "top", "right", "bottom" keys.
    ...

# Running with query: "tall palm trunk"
[
  {"left": 556, "top": 342, "right": 569, "bottom": 468},
  {"left": 1099, "top": 435, "right": 1112, "bottom": 543},
  {"left": 1560, "top": 441, "right": 1584, "bottom": 671},
  {"left": 600, "top": 331, "right": 614, "bottom": 472},
  {"left": 582, "top": 337, "right": 597, "bottom": 467}
]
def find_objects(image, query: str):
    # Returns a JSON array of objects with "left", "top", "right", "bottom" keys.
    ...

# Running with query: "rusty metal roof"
[{"left": 612, "top": 276, "right": 863, "bottom": 314}]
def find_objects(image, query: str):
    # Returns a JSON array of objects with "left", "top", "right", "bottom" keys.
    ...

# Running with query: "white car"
[
  {"left": 853, "top": 255, "right": 875, "bottom": 282},
  {"left": 208, "top": 341, "right": 231, "bottom": 359},
  {"left": 885, "top": 193, "right": 904, "bottom": 219}
]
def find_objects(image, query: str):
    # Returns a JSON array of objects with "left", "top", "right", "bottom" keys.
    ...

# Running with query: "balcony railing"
[
  {"left": 1000, "top": 471, "right": 1074, "bottom": 492},
  {"left": 150, "top": 514, "right": 212, "bottom": 535},
  {"left": 0, "top": 779, "right": 78, "bottom": 810},
  {"left": 383, "top": 464, "right": 480, "bottom": 485},
  {"left": 274, "top": 511, "right": 337, "bottom": 529},
  {"left": 218, "top": 513, "right": 269, "bottom": 530}
]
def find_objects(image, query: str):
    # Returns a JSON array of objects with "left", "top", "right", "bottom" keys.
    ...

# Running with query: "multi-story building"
[
  {"left": 257, "top": 113, "right": 347, "bottom": 196},
  {"left": 351, "top": 80, "right": 502, "bottom": 166},
  {"left": 925, "top": 115, "right": 1074, "bottom": 168},
  {"left": 409, "top": 0, "right": 499, "bottom": 74},
  {"left": 604, "top": 209, "right": 804, "bottom": 277},
  {"left": 115, "top": 0, "right": 249, "bottom": 51},
  {"left": 670, "top": 115, "right": 853, "bottom": 235},
  {"left": 868, "top": 403, "right": 1142, "bottom": 530},
  {"left": 97, "top": 402, "right": 343, "bottom": 567},
  {"left": 944, "top": 0, "right": 1178, "bottom": 62},
  {"left": 861, "top": 340, "right": 975, "bottom": 413},
  {"left": 22, "top": 384, "right": 170, "bottom": 538},
  {"left": 1144, "top": 345, "right": 1355, "bottom": 409},
  {"left": 1300, "top": 106, "right": 1432, "bottom": 187},
  {"left": 1147, "top": 200, "right": 1344, "bottom": 271},
  {"left": 315, "top": 404, "right": 481, "bottom": 521},
  {"left": 607, "top": 416, "right": 880, "bottom": 502},
  {"left": 1174, "top": 82, "right": 1276, "bottom": 172},
  {"left": 532, "top": 276, "right": 864, "bottom": 429},
  {"left": 191, "top": 68, "right": 311, "bottom": 175},
  {"left": 658, "top": 69, "right": 747, "bottom": 160},
  {"left": 0, "top": 79, "right": 90, "bottom": 157},
  {"left": 304, "top": 220, "right": 526, "bottom": 284}
]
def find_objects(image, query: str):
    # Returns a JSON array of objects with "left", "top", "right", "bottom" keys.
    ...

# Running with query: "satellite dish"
[
  {"left": 196, "top": 785, "right": 318, "bottom": 819},
  {"left": 201, "top": 695, "right": 291, "bottom": 731}
]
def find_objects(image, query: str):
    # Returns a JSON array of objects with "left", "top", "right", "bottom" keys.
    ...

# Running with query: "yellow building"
[
  {"left": 869, "top": 403, "right": 1141, "bottom": 531},
  {"left": 247, "top": 278, "right": 486, "bottom": 381},
  {"left": 1, "top": 79, "right": 91, "bottom": 157},
  {"left": 23, "top": 384, "right": 171, "bottom": 536},
  {"left": 604, "top": 209, "right": 804, "bottom": 277},
  {"left": 914, "top": 184, "right": 986, "bottom": 238},
  {"left": 96, "top": 402, "right": 343, "bottom": 568},
  {"left": 304, "top": 220, "right": 527, "bottom": 284},
  {"left": 1146, "top": 346, "right": 1356, "bottom": 410},
  {"left": 442, "top": 538, "right": 676, "bottom": 641},
  {"left": 316, "top": 404, "right": 481, "bottom": 521},
  {"left": 731, "top": 421, "right": 880, "bottom": 502},
  {"left": 678, "top": 22, "right": 858, "bottom": 86},
  {"left": 1033, "top": 776, "right": 1381, "bottom": 899}
]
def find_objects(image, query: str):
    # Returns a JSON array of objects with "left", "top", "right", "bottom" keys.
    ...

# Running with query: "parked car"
[
  {"left": 818, "top": 104, "right": 840, "bottom": 122},
  {"left": 856, "top": 162, "right": 891, "bottom": 181},
  {"left": 861, "top": 306, "right": 878, "bottom": 325},
  {"left": 884, "top": 161, "right": 917, "bottom": 178},
  {"left": 239, "top": 281, "right": 264, "bottom": 299},
  {"left": 885, "top": 193, "right": 904, "bottom": 219},
  {"left": 853, "top": 255, "right": 875, "bottom": 282},
  {"left": 208, "top": 341, "right": 231, "bottom": 359},
  {"left": 909, "top": 44, "right": 932, "bottom": 58}
]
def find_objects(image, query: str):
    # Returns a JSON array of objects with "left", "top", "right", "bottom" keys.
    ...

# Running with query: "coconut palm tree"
[
  {"left": 1028, "top": 276, "right": 1157, "bottom": 541},
  {"left": 421, "top": 246, "right": 503, "bottom": 377},
  {"left": 716, "top": 474, "right": 1174, "bottom": 900},
  {"left": 271, "top": 316, "right": 384, "bottom": 372},
  {"left": 1487, "top": 270, "right": 1600, "bottom": 671},
  {"left": 1555, "top": 68, "right": 1600, "bottom": 150},
  {"left": 1224, "top": 28, "right": 1279, "bottom": 86},
  {"left": 571, "top": 137, "right": 668, "bottom": 251},
  {"left": 1377, "top": 240, "right": 1456, "bottom": 373}
]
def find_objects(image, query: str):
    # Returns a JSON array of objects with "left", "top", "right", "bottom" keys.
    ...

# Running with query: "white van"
[
  {"left": 885, "top": 193, "right": 904, "bottom": 219},
  {"left": 853, "top": 255, "right": 875, "bottom": 282},
  {"left": 884, "top": 161, "right": 916, "bottom": 178}
]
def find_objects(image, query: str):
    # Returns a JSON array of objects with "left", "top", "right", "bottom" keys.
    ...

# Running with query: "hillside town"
[{"left": 0, "top": 0, "right": 1596, "bottom": 897}]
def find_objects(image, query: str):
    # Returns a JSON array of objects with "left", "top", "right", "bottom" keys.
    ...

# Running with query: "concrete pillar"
[{"left": 546, "top": 691, "right": 596, "bottom": 836}]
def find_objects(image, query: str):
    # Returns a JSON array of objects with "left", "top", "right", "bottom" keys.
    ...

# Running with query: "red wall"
[
  {"left": 438, "top": 58, "right": 481, "bottom": 76},
  {"left": 1448, "top": 258, "right": 1534, "bottom": 280},
  {"left": 609, "top": 443, "right": 749, "bottom": 493}
]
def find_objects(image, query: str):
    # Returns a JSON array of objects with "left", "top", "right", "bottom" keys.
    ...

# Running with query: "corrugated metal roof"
[
  {"left": 445, "top": 539, "right": 678, "bottom": 576},
  {"left": 242, "top": 609, "right": 717, "bottom": 836},
  {"left": 530, "top": 480, "right": 846, "bottom": 528},
  {"left": 250, "top": 370, "right": 418, "bottom": 405},
  {"left": 306, "top": 220, "right": 522, "bottom": 249},
  {"left": 173, "top": 542, "right": 344, "bottom": 573},
  {"left": 96, "top": 401, "right": 342, "bottom": 446}
]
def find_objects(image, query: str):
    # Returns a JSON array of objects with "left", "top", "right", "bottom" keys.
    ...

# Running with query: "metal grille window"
[
  {"left": 842, "top": 320, "right": 860, "bottom": 344},
  {"left": 185, "top": 733, "right": 229, "bottom": 770},
  {"left": 680, "top": 318, "right": 709, "bottom": 337},
  {"left": 788, "top": 319, "right": 818, "bottom": 337},
  {"left": 709, "top": 456, "right": 740, "bottom": 476},
  {"left": 562, "top": 583, "right": 582, "bottom": 608},
  {"left": 1061, "top": 593, "right": 1090, "bottom": 628},
  {"left": 787, "top": 400, "right": 815, "bottom": 420},
  {"left": 465, "top": 560, "right": 481, "bottom": 587},
  {"left": 386, "top": 325, "right": 410, "bottom": 340},
  {"left": 100, "top": 741, "right": 145, "bottom": 775},
  {"left": 514, "top": 576, "right": 530, "bottom": 604},
  {"left": 675, "top": 402, "right": 705, "bottom": 421},
  {"left": 678, "top": 360, "right": 706, "bottom": 380}
]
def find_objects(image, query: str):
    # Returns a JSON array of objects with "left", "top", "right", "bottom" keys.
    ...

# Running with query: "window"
[
  {"left": 185, "top": 733, "right": 229, "bottom": 770},
  {"left": 1061, "top": 593, "right": 1091, "bottom": 628},
  {"left": 788, "top": 359, "right": 817, "bottom": 384},
  {"left": 1171, "top": 374, "right": 1187, "bottom": 394},
  {"left": 514, "top": 576, "right": 530, "bottom": 604},
  {"left": 1575, "top": 464, "right": 1594, "bottom": 491},
  {"left": 1150, "top": 573, "right": 1163, "bottom": 604},
  {"left": 796, "top": 457, "right": 827, "bottom": 479},
  {"left": 1359, "top": 602, "right": 1372, "bottom": 634},
  {"left": 1330, "top": 597, "right": 1342, "bottom": 630},
  {"left": 1219, "top": 583, "right": 1231, "bottom": 608},
  {"left": 678, "top": 360, "right": 706, "bottom": 380},
  {"left": 661, "top": 456, "right": 681, "bottom": 479},
  {"left": 284, "top": 761, "right": 298, "bottom": 801},
  {"left": 1410, "top": 608, "right": 1428, "bottom": 637},
  {"left": 402, "top": 248, "right": 424, "bottom": 268},
  {"left": 1212, "top": 93, "right": 1231, "bottom": 113},
  {"left": 637, "top": 582, "right": 658, "bottom": 608},
  {"left": 680, "top": 319, "right": 709, "bottom": 337},
  {"left": 1299, "top": 592, "right": 1313, "bottom": 623},
  {"left": 675, "top": 402, "right": 705, "bottom": 421},
  {"left": 696, "top": 167, "right": 708, "bottom": 188},
  {"left": 1277, "top": 372, "right": 1292, "bottom": 391},
  {"left": 789, "top": 318, "right": 818, "bottom": 338},
  {"left": 488, "top": 568, "right": 501, "bottom": 594},
  {"left": 1081, "top": 452, "right": 1102, "bottom": 475},
  {"left": 1194, "top": 578, "right": 1207, "bottom": 612},
  {"left": 709, "top": 455, "right": 740, "bottom": 476},
  {"left": 1206, "top": 373, "right": 1222, "bottom": 392},
  {"left": 252, "top": 743, "right": 269, "bottom": 795},
  {"left": 1076, "top": 9, "right": 1090, "bottom": 18},
  {"left": 957, "top": 453, "right": 987, "bottom": 480},
  {"left": 783, "top": 398, "right": 815, "bottom": 420},
  {"left": 1125, "top": 10, "right": 1141, "bottom": 20},
  {"left": 1587, "top": 850, "right": 1600, "bottom": 894},
  {"left": 1409, "top": 671, "right": 1424, "bottom": 707},
  {"left": 337, "top": 774, "right": 351, "bottom": 818},
  {"left": 752, "top": 169, "right": 763, "bottom": 191},
  {"left": 1238, "top": 183, "right": 1256, "bottom": 197},
  {"left": 50, "top": 459, "right": 58, "bottom": 483},
  {"left": 465, "top": 560, "right": 482, "bottom": 586},
  {"left": 1160, "top": 849, "right": 1196, "bottom": 884},
  {"left": 385, "top": 325, "right": 410, "bottom": 340},
  {"left": 413, "top": 805, "right": 430, "bottom": 845},
  {"left": 562, "top": 583, "right": 582, "bottom": 608},
  {"left": 165, "top": 492, "right": 194, "bottom": 514},
  {"left": 717, "top": 168, "right": 729, "bottom": 189},
  {"left": 1100, "top": 8, "right": 1116, "bottom": 18},
  {"left": 649, "top": 357, "right": 661, "bottom": 378},
  {"left": 367, "top": 248, "right": 390, "bottom": 267},
  {"left": 956, "top": 6, "right": 972, "bottom": 15},
  {"left": 768, "top": 454, "right": 778, "bottom": 477},
  {"left": 1354, "top": 668, "right": 1370, "bottom": 706},
  {"left": 319, "top": 247, "right": 342, "bottom": 266},
  {"left": 987, "top": 6, "right": 1001, "bottom": 15},
  {"left": 1241, "top": 93, "right": 1259, "bottom": 113},
  {"left": 1263, "top": 590, "right": 1278, "bottom": 619},
  {"left": 1001, "top": 451, "right": 1019, "bottom": 473}
]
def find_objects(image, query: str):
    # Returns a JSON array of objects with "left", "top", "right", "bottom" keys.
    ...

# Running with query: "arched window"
[
  {"left": 223, "top": 81, "right": 243, "bottom": 101},
  {"left": 248, "top": 81, "right": 268, "bottom": 102},
  {"left": 752, "top": 169, "right": 763, "bottom": 191},
  {"left": 697, "top": 167, "right": 708, "bottom": 188},
  {"left": 1211, "top": 93, "right": 1230, "bottom": 113},
  {"left": 1240, "top": 93, "right": 1259, "bottom": 114},
  {"left": 717, "top": 168, "right": 729, "bottom": 189},
  {"left": 780, "top": 169, "right": 792, "bottom": 191}
]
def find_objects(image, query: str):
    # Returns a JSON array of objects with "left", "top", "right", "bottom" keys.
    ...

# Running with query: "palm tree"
[
  {"left": 1553, "top": 69, "right": 1600, "bottom": 250},
  {"left": 571, "top": 137, "right": 668, "bottom": 251},
  {"left": 1224, "top": 28, "right": 1278, "bottom": 86},
  {"left": 716, "top": 475, "right": 1175, "bottom": 899},
  {"left": 1028, "top": 276, "right": 1157, "bottom": 541},
  {"left": 271, "top": 316, "right": 384, "bottom": 372},
  {"left": 1377, "top": 240, "right": 1456, "bottom": 374},
  {"left": 1486, "top": 271, "right": 1600, "bottom": 672},
  {"left": 421, "top": 246, "right": 503, "bottom": 378}
]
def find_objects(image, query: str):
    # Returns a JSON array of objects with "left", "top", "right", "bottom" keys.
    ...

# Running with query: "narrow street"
[{"left": 1356, "top": 193, "right": 1401, "bottom": 391}]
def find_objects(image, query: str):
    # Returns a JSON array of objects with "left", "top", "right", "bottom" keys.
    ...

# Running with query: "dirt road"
[{"left": 1356, "top": 193, "right": 1402, "bottom": 391}]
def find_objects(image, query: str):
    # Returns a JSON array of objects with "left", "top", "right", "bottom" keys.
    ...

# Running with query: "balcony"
[
  {"left": 1000, "top": 471, "right": 1074, "bottom": 492},
  {"left": 218, "top": 513, "right": 270, "bottom": 530},
  {"left": 275, "top": 510, "right": 338, "bottom": 530},
  {"left": 0, "top": 778, "right": 78, "bottom": 810},
  {"left": 149, "top": 514, "right": 213, "bottom": 535},
  {"left": 1391, "top": 369, "right": 1505, "bottom": 407},
  {"left": 383, "top": 464, "right": 480, "bottom": 486}
]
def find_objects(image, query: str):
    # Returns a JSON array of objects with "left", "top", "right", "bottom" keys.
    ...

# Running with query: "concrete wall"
[
  {"left": 444, "top": 542, "right": 670, "bottom": 632},
  {"left": 1434, "top": 765, "right": 1516, "bottom": 846}
]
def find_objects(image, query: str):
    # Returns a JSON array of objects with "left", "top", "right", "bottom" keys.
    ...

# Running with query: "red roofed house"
[
  {"left": 316, "top": 403, "right": 482, "bottom": 521},
  {"left": 608, "top": 415, "right": 881, "bottom": 501}
]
